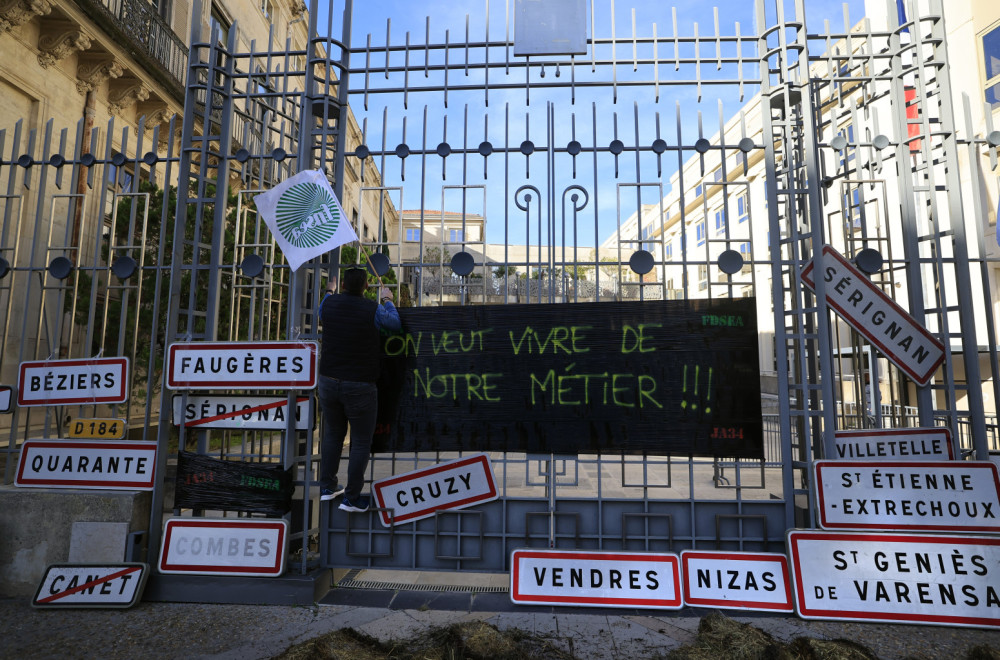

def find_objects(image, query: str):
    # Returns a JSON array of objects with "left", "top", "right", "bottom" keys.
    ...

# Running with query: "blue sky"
[
  {"left": 317, "top": 1, "right": 867, "bottom": 248},
  {"left": 339, "top": 1, "right": 868, "bottom": 45}
]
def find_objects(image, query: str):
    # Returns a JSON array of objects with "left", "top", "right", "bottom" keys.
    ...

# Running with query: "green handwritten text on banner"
[{"left": 374, "top": 298, "right": 763, "bottom": 457}]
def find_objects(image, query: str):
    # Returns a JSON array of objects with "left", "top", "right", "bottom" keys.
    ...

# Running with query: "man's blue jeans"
[{"left": 318, "top": 375, "right": 377, "bottom": 500}]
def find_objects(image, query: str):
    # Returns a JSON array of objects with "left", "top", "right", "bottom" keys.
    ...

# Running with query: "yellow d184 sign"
[{"left": 68, "top": 419, "right": 127, "bottom": 439}]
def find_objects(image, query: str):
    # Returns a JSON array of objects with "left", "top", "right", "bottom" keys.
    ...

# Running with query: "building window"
[
  {"left": 838, "top": 124, "right": 856, "bottom": 167},
  {"left": 406, "top": 228, "right": 421, "bottom": 242},
  {"left": 152, "top": 0, "right": 170, "bottom": 20},
  {"left": 251, "top": 67, "right": 276, "bottom": 125},
  {"left": 259, "top": 0, "right": 273, "bottom": 20},
  {"left": 665, "top": 241, "right": 673, "bottom": 261},
  {"left": 641, "top": 225, "right": 655, "bottom": 251},
  {"left": 739, "top": 242, "right": 752, "bottom": 274},
  {"left": 449, "top": 229, "right": 464, "bottom": 242},
  {"left": 833, "top": 60, "right": 851, "bottom": 94},
  {"left": 698, "top": 264, "right": 708, "bottom": 291},
  {"left": 695, "top": 221, "right": 705, "bottom": 247},
  {"left": 984, "top": 24, "right": 1000, "bottom": 108},
  {"left": 104, "top": 165, "right": 134, "bottom": 217},
  {"left": 737, "top": 194, "right": 748, "bottom": 223},
  {"left": 210, "top": 6, "right": 231, "bottom": 45},
  {"left": 714, "top": 209, "right": 726, "bottom": 235},
  {"left": 844, "top": 187, "right": 862, "bottom": 231}
]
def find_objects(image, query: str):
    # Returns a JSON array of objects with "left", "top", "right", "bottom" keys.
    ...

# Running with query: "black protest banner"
[
  {"left": 374, "top": 298, "right": 763, "bottom": 457},
  {"left": 174, "top": 452, "right": 293, "bottom": 516}
]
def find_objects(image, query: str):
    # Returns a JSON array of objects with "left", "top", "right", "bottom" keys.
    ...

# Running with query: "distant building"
[
  {"left": 600, "top": 1, "right": 1000, "bottom": 429},
  {"left": 0, "top": 0, "right": 397, "bottom": 384}
]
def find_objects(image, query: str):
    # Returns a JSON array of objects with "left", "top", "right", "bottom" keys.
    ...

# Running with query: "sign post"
[
  {"left": 801, "top": 245, "right": 945, "bottom": 385},
  {"left": 158, "top": 518, "right": 287, "bottom": 577},
  {"left": 171, "top": 394, "right": 313, "bottom": 430},
  {"left": 680, "top": 550, "right": 794, "bottom": 612},
  {"left": 32, "top": 564, "right": 148, "bottom": 608},
  {"left": 832, "top": 427, "right": 954, "bottom": 461},
  {"left": 17, "top": 358, "right": 129, "bottom": 406},
  {"left": 814, "top": 460, "right": 1000, "bottom": 532},
  {"left": 67, "top": 418, "right": 127, "bottom": 439},
  {"left": 372, "top": 454, "right": 499, "bottom": 527},
  {"left": 15, "top": 440, "right": 156, "bottom": 490},
  {"left": 165, "top": 342, "right": 317, "bottom": 390},
  {"left": 788, "top": 530, "right": 1000, "bottom": 628},
  {"left": 510, "top": 549, "right": 682, "bottom": 609}
]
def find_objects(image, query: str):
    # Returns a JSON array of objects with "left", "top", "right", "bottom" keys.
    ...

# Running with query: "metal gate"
[
  {"left": 2, "top": 0, "right": 997, "bottom": 587},
  {"left": 317, "top": 0, "right": 791, "bottom": 572}
]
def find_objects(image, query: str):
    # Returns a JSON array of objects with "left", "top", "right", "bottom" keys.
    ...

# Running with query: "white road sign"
[
  {"left": 510, "top": 549, "right": 682, "bottom": 609},
  {"left": 788, "top": 530, "right": 1000, "bottom": 628},
  {"left": 17, "top": 357, "right": 129, "bottom": 406},
  {"left": 814, "top": 460, "right": 1000, "bottom": 533},
  {"left": 801, "top": 245, "right": 945, "bottom": 385},
  {"left": 0, "top": 385, "right": 12, "bottom": 412},
  {"left": 165, "top": 341, "right": 317, "bottom": 390},
  {"left": 172, "top": 394, "right": 313, "bottom": 430},
  {"left": 833, "top": 427, "right": 954, "bottom": 461},
  {"left": 680, "top": 551, "right": 794, "bottom": 612},
  {"left": 32, "top": 564, "right": 148, "bottom": 608},
  {"left": 372, "top": 453, "right": 499, "bottom": 527},
  {"left": 158, "top": 518, "right": 287, "bottom": 577},
  {"left": 15, "top": 440, "right": 156, "bottom": 490}
]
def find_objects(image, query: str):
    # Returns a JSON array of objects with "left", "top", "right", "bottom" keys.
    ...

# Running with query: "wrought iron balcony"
[{"left": 81, "top": 0, "right": 188, "bottom": 93}]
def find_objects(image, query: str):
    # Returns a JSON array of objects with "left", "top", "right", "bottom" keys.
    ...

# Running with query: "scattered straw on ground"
[
  {"left": 663, "top": 613, "right": 878, "bottom": 660},
  {"left": 271, "top": 612, "right": 1000, "bottom": 660},
  {"left": 270, "top": 621, "right": 574, "bottom": 660}
]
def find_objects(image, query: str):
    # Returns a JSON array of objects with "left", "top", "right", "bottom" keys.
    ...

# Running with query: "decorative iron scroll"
[{"left": 374, "top": 298, "right": 764, "bottom": 458}]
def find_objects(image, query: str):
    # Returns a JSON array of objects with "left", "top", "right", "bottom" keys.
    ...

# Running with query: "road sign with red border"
[
  {"left": 32, "top": 563, "right": 148, "bottom": 608},
  {"left": 158, "top": 518, "right": 287, "bottom": 577},
  {"left": 833, "top": 427, "right": 954, "bottom": 461},
  {"left": 165, "top": 341, "right": 317, "bottom": 390},
  {"left": 814, "top": 460, "right": 1000, "bottom": 532},
  {"left": 787, "top": 530, "right": 1000, "bottom": 628},
  {"left": 801, "top": 245, "right": 945, "bottom": 385},
  {"left": 372, "top": 453, "right": 498, "bottom": 527},
  {"left": 0, "top": 385, "right": 12, "bottom": 412},
  {"left": 680, "top": 550, "right": 794, "bottom": 612},
  {"left": 510, "top": 549, "right": 682, "bottom": 609},
  {"left": 17, "top": 357, "right": 129, "bottom": 406},
  {"left": 15, "top": 439, "right": 156, "bottom": 490},
  {"left": 172, "top": 394, "right": 313, "bottom": 430}
]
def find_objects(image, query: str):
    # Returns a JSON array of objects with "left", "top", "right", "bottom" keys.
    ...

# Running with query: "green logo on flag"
[{"left": 274, "top": 182, "right": 341, "bottom": 248}]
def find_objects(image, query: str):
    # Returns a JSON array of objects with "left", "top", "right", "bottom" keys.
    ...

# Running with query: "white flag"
[{"left": 254, "top": 169, "right": 358, "bottom": 272}]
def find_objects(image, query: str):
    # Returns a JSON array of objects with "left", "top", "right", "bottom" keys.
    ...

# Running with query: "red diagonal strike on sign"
[
  {"left": 184, "top": 397, "right": 309, "bottom": 427},
  {"left": 37, "top": 566, "right": 142, "bottom": 603}
]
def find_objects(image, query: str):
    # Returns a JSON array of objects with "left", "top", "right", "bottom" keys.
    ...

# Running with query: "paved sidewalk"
[{"left": 3, "top": 590, "right": 1000, "bottom": 660}]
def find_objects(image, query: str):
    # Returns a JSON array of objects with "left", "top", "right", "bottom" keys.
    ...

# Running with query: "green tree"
[
  {"left": 493, "top": 264, "right": 518, "bottom": 278},
  {"left": 67, "top": 179, "right": 244, "bottom": 407}
]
